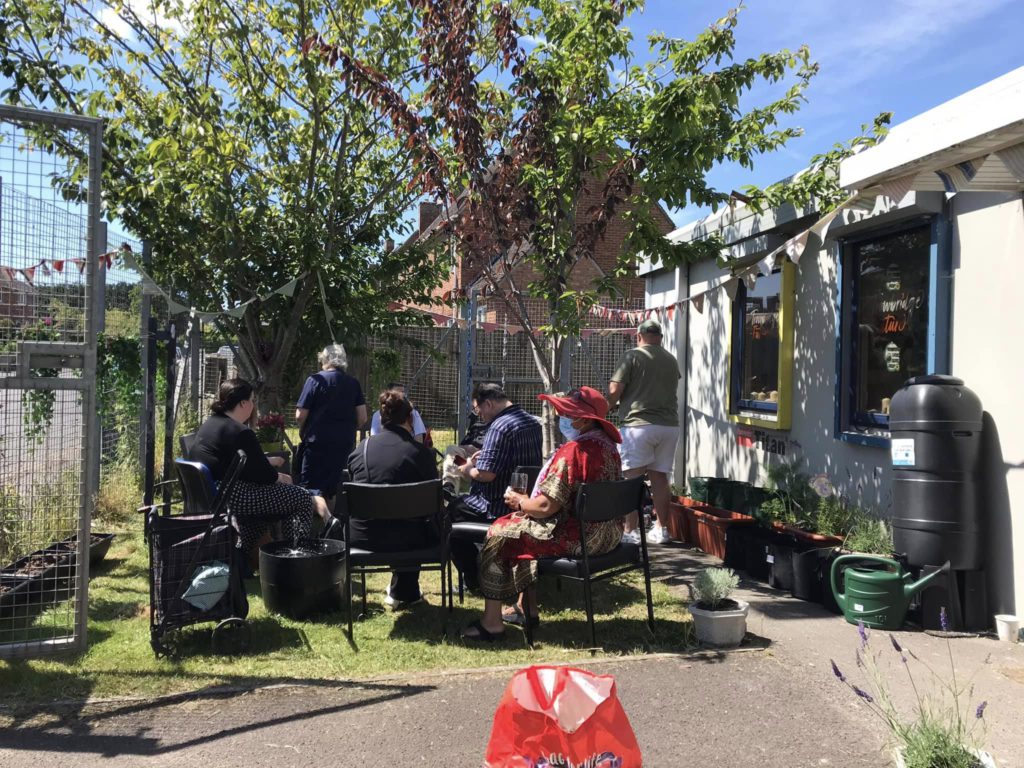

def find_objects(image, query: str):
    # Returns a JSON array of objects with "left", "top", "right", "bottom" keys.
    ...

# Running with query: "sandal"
[
  {"left": 502, "top": 606, "right": 540, "bottom": 629},
  {"left": 460, "top": 620, "right": 506, "bottom": 643}
]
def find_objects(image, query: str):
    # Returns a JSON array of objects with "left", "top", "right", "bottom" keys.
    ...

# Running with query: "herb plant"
[{"left": 692, "top": 567, "right": 740, "bottom": 611}]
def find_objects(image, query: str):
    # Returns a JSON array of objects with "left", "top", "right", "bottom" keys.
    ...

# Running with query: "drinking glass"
[{"left": 510, "top": 471, "right": 529, "bottom": 495}]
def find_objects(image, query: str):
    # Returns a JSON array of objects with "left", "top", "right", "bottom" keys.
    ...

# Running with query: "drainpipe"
[{"left": 679, "top": 261, "right": 691, "bottom": 491}]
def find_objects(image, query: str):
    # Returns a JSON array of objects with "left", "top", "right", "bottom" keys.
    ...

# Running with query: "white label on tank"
[
  {"left": 891, "top": 438, "right": 915, "bottom": 467},
  {"left": 854, "top": 603, "right": 864, "bottom": 612},
  {"left": 766, "top": 554, "right": 775, "bottom": 564}
]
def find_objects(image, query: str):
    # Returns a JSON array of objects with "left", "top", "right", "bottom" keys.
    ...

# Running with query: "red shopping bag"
[{"left": 484, "top": 665, "right": 642, "bottom": 768}]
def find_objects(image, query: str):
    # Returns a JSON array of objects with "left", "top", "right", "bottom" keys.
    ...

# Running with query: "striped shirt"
[{"left": 464, "top": 404, "right": 543, "bottom": 519}]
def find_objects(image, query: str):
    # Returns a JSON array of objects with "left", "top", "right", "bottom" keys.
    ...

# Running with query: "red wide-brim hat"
[{"left": 537, "top": 386, "right": 621, "bottom": 444}]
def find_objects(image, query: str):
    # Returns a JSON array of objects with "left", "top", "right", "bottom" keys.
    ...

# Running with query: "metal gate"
[{"left": 0, "top": 106, "right": 102, "bottom": 657}]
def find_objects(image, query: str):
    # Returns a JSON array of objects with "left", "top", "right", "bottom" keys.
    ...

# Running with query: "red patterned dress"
[{"left": 478, "top": 428, "right": 623, "bottom": 600}]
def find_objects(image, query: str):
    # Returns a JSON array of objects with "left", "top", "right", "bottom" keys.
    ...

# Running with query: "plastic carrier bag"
[{"left": 484, "top": 665, "right": 642, "bottom": 768}]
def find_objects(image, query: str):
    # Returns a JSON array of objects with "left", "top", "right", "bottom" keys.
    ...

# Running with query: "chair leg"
[
  {"left": 346, "top": 572, "right": 354, "bottom": 640},
  {"left": 361, "top": 573, "right": 367, "bottom": 619},
  {"left": 642, "top": 558, "right": 655, "bottom": 632},
  {"left": 582, "top": 575, "right": 597, "bottom": 648},
  {"left": 447, "top": 560, "right": 455, "bottom": 611},
  {"left": 521, "top": 589, "right": 534, "bottom": 649},
  {"left": 458, "top": 570, "right": 464, "bottom": 604}
]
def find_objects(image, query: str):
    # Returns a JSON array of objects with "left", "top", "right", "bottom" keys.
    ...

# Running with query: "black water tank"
[{"left": 889, "top": 375, "right": 983, "bottom": 569}]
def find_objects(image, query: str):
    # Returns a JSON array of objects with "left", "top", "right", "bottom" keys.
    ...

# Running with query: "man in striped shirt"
[{"left": 450, "top": 382, "right": 543, "bottom": 588}]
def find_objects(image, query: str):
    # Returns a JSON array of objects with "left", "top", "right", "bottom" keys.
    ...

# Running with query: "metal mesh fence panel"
[{"left": 0, "top": 106, "right": 101, "bottom": 657}]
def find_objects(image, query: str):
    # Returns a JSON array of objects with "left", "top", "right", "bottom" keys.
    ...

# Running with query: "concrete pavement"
[{"left": 0, "top": 544, "right": 1021, "bottom": 767}]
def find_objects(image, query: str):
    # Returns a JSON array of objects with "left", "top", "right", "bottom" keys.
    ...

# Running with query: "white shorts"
[{"left": 620, "top": 425, "right": 679, "bottom": 474}]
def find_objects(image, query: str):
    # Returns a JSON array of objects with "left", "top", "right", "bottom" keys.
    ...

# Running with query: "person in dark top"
[
  {"left": 295, "top": 343, "right": 368, "bottom": 499},
  {"left": 347, "top": 390, "right": 439, "bottom": 608},
  {"left": 448, "top": 382, "right": 543, "bottom": 590},
  {"left": 192, "top": 378, "right": 333, "bottom": 554}
]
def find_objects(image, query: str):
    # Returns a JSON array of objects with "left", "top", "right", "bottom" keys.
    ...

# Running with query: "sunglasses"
[{"left": 563, "top": 388, "right": 598, "bottom": 414}]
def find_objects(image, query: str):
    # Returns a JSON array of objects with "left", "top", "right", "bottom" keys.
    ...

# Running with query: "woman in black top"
[
  {"left": 347, "top": 390, "right": 439, "bottom": 607},
  {"left": 192, "top": 378, "right": 333, "bottom": 553}
]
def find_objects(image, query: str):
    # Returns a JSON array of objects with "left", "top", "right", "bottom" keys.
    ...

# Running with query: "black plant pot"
[
  {"left": 260, "top": 539, "right": 347, "bottom": 620},
  {"left": 744, "top": 528, "right": 772, "bottom": 582},
  {"left": 724, "top": 525, "right": 752, "bottom": 570},
  {"left": 791, "top": 547, "right": 837, "bottom": 603},
  {"left": 767, "top": 535, "right": 800, "bottom": 592}
]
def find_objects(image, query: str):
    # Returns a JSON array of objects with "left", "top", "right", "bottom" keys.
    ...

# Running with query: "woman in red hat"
[{"left": 461, "top": 386, "right": 623, "bottom": 641}]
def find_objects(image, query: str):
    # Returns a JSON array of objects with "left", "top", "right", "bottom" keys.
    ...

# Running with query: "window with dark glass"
[
  {"left": 849, "top": 224, "right": 931, "bottom": 427},
  {"left": 731, "top": 270, "right": 781, "bottom": 414}
]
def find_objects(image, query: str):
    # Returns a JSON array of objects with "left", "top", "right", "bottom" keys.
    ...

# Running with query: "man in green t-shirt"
[{"left": 607, "top": 319, "right": 680, "bottom": 545}]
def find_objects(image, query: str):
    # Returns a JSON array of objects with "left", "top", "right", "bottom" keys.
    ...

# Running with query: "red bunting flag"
[
  {"left": 667, "top": 305, "right": 675, "bottom": 321},
  {"left": 73, "top": 259, "right": 87, "bottom": 273},
  {"left": 52, "top": 260, "right": 65, "bottom": 272}
]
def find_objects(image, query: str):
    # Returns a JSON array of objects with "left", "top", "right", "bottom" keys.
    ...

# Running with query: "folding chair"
[
  {"left": 452, "top": 464, "right": 541, "bottom": 603},
  {"left": 339, "top": 479, "right": 452, "bottom": 640},
  {"left": 520, "top": 476, "right": 654, "bottom": 648}
]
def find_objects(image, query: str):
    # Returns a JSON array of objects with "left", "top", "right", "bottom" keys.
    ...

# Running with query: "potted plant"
[
  {"left": 831, "top": 615, "right": 996, "bottom": 767},
  {"left": 820, "top": 515, "right": 895, "bottom": 614},
  {"left": 688, "top": 567, "right": 748, "bottom": 647},
  {"left": 255, "top": 412, "right": 286, "bottom": 453}
]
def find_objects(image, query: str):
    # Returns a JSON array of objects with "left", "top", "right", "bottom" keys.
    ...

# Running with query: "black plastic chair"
[
  {"left": 339, "top": 479, "right": 452, "bottom": 640},
  {"left": 521, "top": 476, "right": 654, "bottom": 648},
  {"left": 452, "top": 464, "right": 541, "bottom": 602},
  {"left": 179, "top": 432, "right": 197, "bottom": 460},
  {"left": 174, "top": 459, "right": 219, "bottom": 517}
]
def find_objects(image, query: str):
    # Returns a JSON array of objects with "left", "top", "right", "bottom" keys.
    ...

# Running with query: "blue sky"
[{"left": 634, "top": 0, "right": 1024, "bottom": 228}]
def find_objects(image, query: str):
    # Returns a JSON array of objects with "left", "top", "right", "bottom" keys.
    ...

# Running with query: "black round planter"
[{"left": 260, "top": 539, "right": 346, "bottom": 620}]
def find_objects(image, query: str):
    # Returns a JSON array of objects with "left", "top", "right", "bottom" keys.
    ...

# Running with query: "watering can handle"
[{"left": 830, "top": 554, "right": 897, "bottom": 611}]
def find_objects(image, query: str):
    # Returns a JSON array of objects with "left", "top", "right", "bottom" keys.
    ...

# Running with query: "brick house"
[
  {"left": 407, "top": 176, "right": 677, "bottom": 328},
  {"left": 0, "top": 277, "right": 38, "bottom": 325}
]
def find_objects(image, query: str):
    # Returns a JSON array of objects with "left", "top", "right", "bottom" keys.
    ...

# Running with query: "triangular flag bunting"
[
  {"left": 691, "top": 292, "right": 705, "bottom": 314},
  {"left": 73, "top": 259, "right": 86, "bottom": 273},
  {"left": 784, "top": 230, "right": 811, "bottom": 266},
  {"left": 723, "top": 277, "right": 740, "bottom": 301},
  {"left": 275, "top": 277, "right": 299, "bottom": 298},
  {"left": 52, "top": 260, "right": 64, "bottom": 273},
  {"left": 20, "top": 267, "right": 36, "bottom": 285}
]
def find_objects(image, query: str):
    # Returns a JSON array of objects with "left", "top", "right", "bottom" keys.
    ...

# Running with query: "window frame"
[
  {"left": 728, "top": 260, "right": 795, "bottom": 430},
  {"left": 834, "top": 214, "right": 952, "bottom": 447}
]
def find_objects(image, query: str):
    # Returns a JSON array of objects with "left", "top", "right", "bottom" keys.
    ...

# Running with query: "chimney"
[{"left": 418, "top": 201, "right": 442, "bottom": 234}]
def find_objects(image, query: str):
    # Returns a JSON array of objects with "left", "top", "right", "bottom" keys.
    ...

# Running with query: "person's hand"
[
  {"left": 267, "top": 455, "right": 286, "bottom": 468},
  {"left": 277, "top": 472, "right": 293, "bottom": 485},
  {"left": 504, "top": 488, "right": 526, "bottom": 511}
]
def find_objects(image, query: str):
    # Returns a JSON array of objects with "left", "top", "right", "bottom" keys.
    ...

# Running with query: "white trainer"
[
  {"left": 620, "top": 529, "right": 641, "bottom": 546},
  {"left": 647, "top": 525, "right": 672, "bottom": 545}
]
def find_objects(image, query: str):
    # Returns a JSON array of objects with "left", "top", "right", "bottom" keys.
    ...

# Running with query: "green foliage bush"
[{"left": 845, "top": 516, "right": 894, "bottom": 555}]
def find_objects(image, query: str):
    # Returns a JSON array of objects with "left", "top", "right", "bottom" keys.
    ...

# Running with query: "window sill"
[{"left": 836, "top": 430, "right": 890, "bottom": 449}]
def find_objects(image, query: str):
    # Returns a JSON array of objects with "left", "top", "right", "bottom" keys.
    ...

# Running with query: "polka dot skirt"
[{"left": 229, "top": 480, "right": 315, "bottom": 551}]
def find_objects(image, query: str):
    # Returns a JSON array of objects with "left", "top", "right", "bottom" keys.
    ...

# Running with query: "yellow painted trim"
[{"left": 728, "top": 261, "right": 795, "bottom": 431}]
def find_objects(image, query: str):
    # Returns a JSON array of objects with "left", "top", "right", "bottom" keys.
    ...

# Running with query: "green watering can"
[{"left": 831, "top": 555, "right": 949, "bottom": 631}]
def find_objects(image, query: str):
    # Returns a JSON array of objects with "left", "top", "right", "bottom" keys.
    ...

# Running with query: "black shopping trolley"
[{"left": 145, "top": 449, "right": 251, "bottom": 657}]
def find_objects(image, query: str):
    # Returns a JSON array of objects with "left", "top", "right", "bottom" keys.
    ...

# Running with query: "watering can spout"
[{"left": 904, "top": 561, "right": 950, "bottom": 600}]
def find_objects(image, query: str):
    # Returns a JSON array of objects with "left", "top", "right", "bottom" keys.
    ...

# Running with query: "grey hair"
[{"left": 318, "top": 343, "right": 348, "bottom": 370}]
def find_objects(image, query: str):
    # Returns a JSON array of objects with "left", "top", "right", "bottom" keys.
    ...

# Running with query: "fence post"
[
  {"left": 457, "top": 289, "right": 477, "bottom": 440},
  {"left": 189, "top": 316, "right": 201, "bottom": 415},
  {"left": 559, "top": 334, "right": 573, "bottom": 391},
  {"left": 138, "top": 241, "right": 152, "bottom": 474}
]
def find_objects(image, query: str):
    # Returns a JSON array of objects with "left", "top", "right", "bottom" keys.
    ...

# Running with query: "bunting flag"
[
  {"left": 19, "top": 267, "right": 36, "bottom": 286},
  {"left": 73, "top": 259, "right": 87, "bottom": 273},
  {"left": 757, "top": 252, "right": 775, "bottom": 276},
  {"left": 52, "top": 260, "right": 64, "bottom": 273},
  {"left": 667, "top": 305, "right": 675, "bottom": 322},
  {"left": 783, "top": 230, "right": 811, "bottom": 266},
  {"left": 275, "top": 277, "right": 299, "bottom": 298},
  {"left": 1, "top": 266, "right": 15, "bottom": 283},
  {"left": 721, "top": 277, "right": 739, "bottom": 301},
  {"left": 40, "top": 262, "right": 51, "bottom": 277},
  {"left": 996, "top": 144, "right": 1024, "bottom": 181},
  {"left": 742, "top": 271, "right": 758, "bottom": 291},
  {"left": 691, "top": 293, "right": 705, "bottom": 314}
]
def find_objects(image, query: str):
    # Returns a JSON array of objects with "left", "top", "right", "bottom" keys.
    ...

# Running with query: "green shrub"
[
  {"left": 845, "top": 517, "right": 894, "bottom": 555},
  {"left": 692, "top": 567, "right": 739, "bottom": 610},
  {"left": 96, "top": 459, "right": 143, "bottom": 527},
  {"left": 813, "top": 495, "right": 859, "bottom": 538},
  {"left": 764, "top": 459, "right": 819, "bottom": 529}
]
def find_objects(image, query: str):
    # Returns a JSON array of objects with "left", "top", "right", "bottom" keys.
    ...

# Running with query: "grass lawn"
[{"left": 0, "top": 527, "right": 694, "bottom": 705}]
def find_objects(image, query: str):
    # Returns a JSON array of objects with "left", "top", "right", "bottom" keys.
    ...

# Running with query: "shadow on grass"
[{"left": 0, "top": 672, "right": 434, "bottom": 758}]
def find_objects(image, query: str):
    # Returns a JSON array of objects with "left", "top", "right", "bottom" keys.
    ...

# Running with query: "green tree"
[
  {"left": 325, "top": 0, "right": 868, "bottom": 446},
  {"left": 1, "top": 0, "right": 444, "bottom": 411}
]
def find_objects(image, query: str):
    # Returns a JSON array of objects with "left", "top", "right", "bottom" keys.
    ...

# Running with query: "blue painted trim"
[
  {"left": 738, "top": 399, "right": 778, "bottom": 413},
  {"left": 834, "top": 240, "right": 846, "bottom": 441}
]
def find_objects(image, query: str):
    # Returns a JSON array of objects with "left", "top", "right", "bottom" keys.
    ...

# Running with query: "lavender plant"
[{"left": 830, "top": 613, "right": 991, "bottom": 767}]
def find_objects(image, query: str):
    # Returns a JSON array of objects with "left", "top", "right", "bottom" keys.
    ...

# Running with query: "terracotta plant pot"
[
  {"left": 665, "top": 498, "right": 693, "bottom": 544},
  {"left": 771, "top": 521, "right": 843, "bottom": 548},
  {"left": 681, "top": 498, "right": 756, "bottom": 561},
  {"left": 690, "top": 599, "right": 749, "bottom": 647}
]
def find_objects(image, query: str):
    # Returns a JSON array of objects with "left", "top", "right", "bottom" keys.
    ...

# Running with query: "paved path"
[{"left": 1, "top": 545, "right": 1021, "bottom": 767}]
